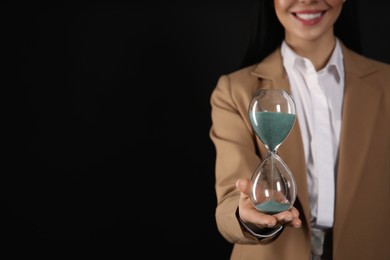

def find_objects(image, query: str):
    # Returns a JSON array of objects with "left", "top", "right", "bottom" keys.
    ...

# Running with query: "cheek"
[
  {"left": 325, "top": 0, "right": 344, "bottom": 20},
  {"left": 274, "top": 1, "right": 296, "bottom": 29},
  {"left": 273, "top": 0, "right": 292, "bottom": 20},
  {"left": 274, "top": 0, "right": 293, "bottom": 10},
  {"left": 325, "top": 0, "right": 345, "bottom": 8}
]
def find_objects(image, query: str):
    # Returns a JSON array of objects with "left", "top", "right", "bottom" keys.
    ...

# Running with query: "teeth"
[{"left": 296, "top": 13, "right": 322, "bottom": 20}]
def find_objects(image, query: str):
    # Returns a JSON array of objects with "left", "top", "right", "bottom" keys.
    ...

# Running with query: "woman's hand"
[{"left": 236, "top": 178, "right": 302, "bottom": 229}]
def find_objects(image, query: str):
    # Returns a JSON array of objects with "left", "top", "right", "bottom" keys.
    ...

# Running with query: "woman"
[{"left": 209, "top": 0, "right": 390, "bottom": 259}]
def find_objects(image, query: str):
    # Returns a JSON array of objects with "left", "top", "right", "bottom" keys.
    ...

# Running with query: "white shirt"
[{"left": 281, "top": 40, "right": 344, "bottom": 228}]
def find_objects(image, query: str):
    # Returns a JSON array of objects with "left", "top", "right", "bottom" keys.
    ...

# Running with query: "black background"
[{"left": 3, "top": 0, "right": 390, "bottom": 257}]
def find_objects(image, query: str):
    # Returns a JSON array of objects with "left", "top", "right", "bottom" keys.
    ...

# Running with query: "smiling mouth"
[{"left": 293, "top": 11, "right": 325, "bottom": 21}]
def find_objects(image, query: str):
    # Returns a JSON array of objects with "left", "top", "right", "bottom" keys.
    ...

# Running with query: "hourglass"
[{"left": 248, "top": 88, "right": 297, "bottom": 214}]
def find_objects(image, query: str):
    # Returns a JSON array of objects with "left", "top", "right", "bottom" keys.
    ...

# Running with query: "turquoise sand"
[
  {"left": 250, "top": 111, "right": 295, "bottom": 151},
  {"left": 255, "top": 200, "right": 291, "bottom": 214}
]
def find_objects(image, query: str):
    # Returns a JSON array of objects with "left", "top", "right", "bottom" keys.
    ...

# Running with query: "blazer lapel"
[{"left": 333, "top": 53, "right": 382, "bottom": 247}]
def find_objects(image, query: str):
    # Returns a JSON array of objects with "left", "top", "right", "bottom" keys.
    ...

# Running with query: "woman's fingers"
[
  {"left": 236, "top": 178, "right": 302, "bottom": 229},
  {"left": 273, "top": 207, "right": 302, "bottom": 228},
  {"left": 236, "top": 178, "right": 277, "bottom": 227}
]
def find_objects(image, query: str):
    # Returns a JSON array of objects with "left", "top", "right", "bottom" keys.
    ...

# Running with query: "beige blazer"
[{"left": 210, "top": 43, "right": 390, "bottom": 260}]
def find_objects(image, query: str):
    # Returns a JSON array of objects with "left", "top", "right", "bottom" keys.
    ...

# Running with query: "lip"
[{"left": 292, "top": 10, "right": 326, "bottom": 26}]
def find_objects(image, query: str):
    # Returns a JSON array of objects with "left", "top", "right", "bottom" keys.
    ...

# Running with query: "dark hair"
[
  {"left": 334, "top": 1, "right": 361, "bottom": 53},
  {"left": 240, "top": 0, "right": 362, "bottom": 68}
]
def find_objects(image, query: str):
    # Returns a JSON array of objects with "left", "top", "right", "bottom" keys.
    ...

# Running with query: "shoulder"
[
  {"left": 225, "top": 64, "right": 259, "bottom": 87},
  {"left": 218, "top": 47, "right": 283, "bottom": 91},
  {"left": 211, "top": 64, "right": 259, "bottom": 107},
  {"left": 211, "top": 48, "right": 284, "bottom": 108},
  {"left": 343, "top": 46, "right": 390, "bottom": 77},
  {"left": 343, "top": 46, "right": 390, "bottom": 94}
]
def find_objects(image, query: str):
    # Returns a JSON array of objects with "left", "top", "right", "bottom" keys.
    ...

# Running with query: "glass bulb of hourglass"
[
  {"left": 248, "top": 88, "right": 297, "bottom": 214},
  {"left": 250, "top": 152, "right": 296, "bottom": 214}
]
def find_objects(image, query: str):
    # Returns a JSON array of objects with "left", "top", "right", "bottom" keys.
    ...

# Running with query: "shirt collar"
[{"left": 281, "top": 39, "right": 344, "bottom": 83}]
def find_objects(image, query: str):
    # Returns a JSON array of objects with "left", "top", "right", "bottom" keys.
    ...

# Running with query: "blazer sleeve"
[{"left": 209, "top": 71, "right": 283, "bottom": 244}]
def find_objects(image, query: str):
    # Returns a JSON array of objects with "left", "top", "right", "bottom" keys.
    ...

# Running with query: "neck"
[{"left": 285, "top": 34, "right": 337, "bottom": 71}]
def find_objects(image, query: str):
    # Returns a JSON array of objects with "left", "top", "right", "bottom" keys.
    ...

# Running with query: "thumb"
[{"left": 236, "top": 178, "right": 252, "bottom": 196}]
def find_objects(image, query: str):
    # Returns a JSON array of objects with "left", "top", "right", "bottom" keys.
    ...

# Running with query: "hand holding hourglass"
[{"left": 248, "top": 88, "right": 297, "bottom": 214}]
